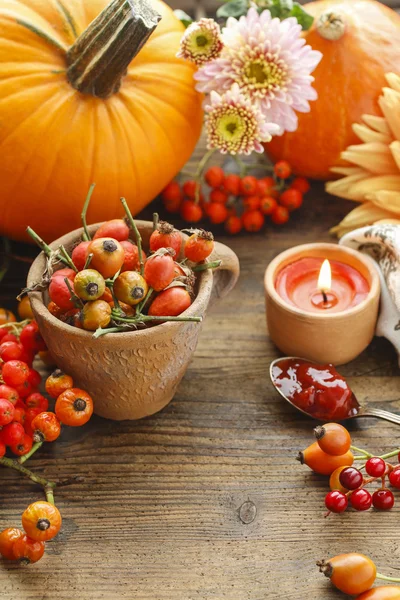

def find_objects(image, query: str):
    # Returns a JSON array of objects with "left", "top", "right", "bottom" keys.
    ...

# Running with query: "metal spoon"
[{"left": 270, "top": 356, "right": 400, "bottom": 425}]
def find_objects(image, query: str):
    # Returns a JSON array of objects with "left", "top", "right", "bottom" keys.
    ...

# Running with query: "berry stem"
[
  {"left": 0, "top": 456, "right": 56, "bottom": 489},
  {"left": 350, "top": 445, "right": 372, "bottom": 458},
  {"left": 93, "top": 326, "right": 127, "bottom": 337},
  {"left": 81, "top": 183, "right": 95, "bottom": 241},
  {"left": 45, "top": 486, "right": 55, "bottom": 505},
  {"left": 112, "top": 313, "right": 202, "bottom": 324},
  {"left": 376, "top": 573, "right": 400, "bottom": 583},
  {"left": 153, "top": 212, "right": 159, "bottom": 232},
  {"left": 136, "top": 286, "right": 153, "bottom": 315},
  {"left": 192, "top": 260, "right": 222, "bottom": 272},
  {"left": 26, "top": 227, "right": 75, "bottom": 270},
  {"left": 0, "top": 319, "right": 30, "bottom": 332},
  {"left": 233, "top": 156, "right": 247, "bottom": 178},
  {"left": 83, "top": 252, "right": 93, "bottom": 270},
  {"left": 194, "top": 148, "right": 217, "bottom": 204},
  {"left": 379, "top": 449, "right": 400, "bottom": 460},
  {"left": 64, "top": 277, "right": 84, "bottom": 308},
  {"left": 59, "top": 245, "right": 78, "bottom": 272},
  {"left": 18, "top": 441, "right": 43, "bottom": 464},
  {"left": 120, "top": 197, "right": 144, "bottom": 276}
]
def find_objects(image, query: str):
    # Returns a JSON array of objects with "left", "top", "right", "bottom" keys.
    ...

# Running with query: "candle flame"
[{"left": 317, "top": 259, "right": 331, "bottom": 292}]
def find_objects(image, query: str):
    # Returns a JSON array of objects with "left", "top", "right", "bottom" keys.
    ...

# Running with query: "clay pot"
[
  {"left": 28, "top": 222, "right": 239, "bottom": 420},
  {"left": 264, "top": 243, "right": 380, "bottom": 365}
]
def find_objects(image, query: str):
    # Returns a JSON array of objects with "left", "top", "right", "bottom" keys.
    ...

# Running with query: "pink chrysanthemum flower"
[
  {"left": 177, "top": 18, "right": 224, "bottom": 66},
  {"left": 195, "top": 8, "right": 322, "bottom": 134},
  {"left": 205, "top": 84, "right": 280, "bottom": 155}
]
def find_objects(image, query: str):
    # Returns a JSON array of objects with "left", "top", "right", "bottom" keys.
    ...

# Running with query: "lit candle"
[
  {"left": 274, "top": 256, "right": 370, "bottom": 314},
  {"left": 264, "top": 243, "right": 380, "bottom": 365}
]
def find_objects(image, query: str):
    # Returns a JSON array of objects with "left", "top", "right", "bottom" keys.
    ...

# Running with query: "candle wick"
[{"left": 322, "top": 290, "right": 328, "bottom": 304}]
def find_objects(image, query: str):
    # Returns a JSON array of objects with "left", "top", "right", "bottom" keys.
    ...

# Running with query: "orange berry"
[
  {"left": 0, "top": 527, "right": 24, "bottom": 560},
  {"left": 225, "top": 216, "right": 242, "bottom": 235},
  {"left": 271, "top": 205, "right": 289, "bottom": 225},
  {"left": 329, "top": 466, "right": 349, "bottom": 494},
  {"left": 356, "top": 587, "right": 400, "bottom": 599},
  {"left": 22, "top": 501, "right": 62, "bottom": 542},
  {"left": 207, "top": 203, "right": 228, "bottom": 224},
  {"left": 318, "top": 553, "right": 377, "bottom": 596},
  {"left": 12, "top": 535, "right": 45, "bottom": 564},
  {"left": 291, "top": 176, "right": 310, "bottom": 194},
  {"left": 180, "top": 200, "right": 203, "bottom": 223},
  {"left": 261, "top": 176, "right": 279, "bottom": 198},
  {"left": 242, "top": 210, "right": 265, "bottom": 232},
  {"left": 223, "top": 174, "right": 241, "bottom": 196},
  {"left": 204, "top": 166, "right": 225, "bottom": 188},
  {"left": 297, "top": 441, "right": 354, "bottom": 475},
  {"left": 209, "top": 189, "right": 228, "bottom": 204},
  {"left": 274, "top": 160, "right": 291, "bottom": 179},
  {"left": 314, "top": 423, "right": 351, "bottom": 456}
]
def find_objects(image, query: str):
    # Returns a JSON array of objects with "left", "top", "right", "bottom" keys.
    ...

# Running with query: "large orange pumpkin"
[
  {"left": 265, "top": 0, "right": 400, "bottom": 180},
  {"left": 0, "top": 0, "right": 203, "bottom": 242}
]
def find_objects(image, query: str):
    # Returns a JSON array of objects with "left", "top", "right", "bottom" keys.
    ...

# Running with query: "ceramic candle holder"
[{"left": 264, "top": 243, "right": 381, "bottom": 365}]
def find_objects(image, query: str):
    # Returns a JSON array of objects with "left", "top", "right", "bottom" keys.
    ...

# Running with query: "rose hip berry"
[
  {"left": 2, "top": 360, "right": 30, "bottom": 387},
  {"left": 350, "top": 489, "right": 372, "bottom": 511},
  {"left": 325, "top": 491, "right": 348, "bottom": 513},
  {"left": 1, "top": 422, "right": 24, "bottom": 446},
  {"left": 240, "top": 176, "right": 258, "bottom": 196},
  {"left": 205, "top": 166, "right": 225, "bottom": 188},
  {"left": 365, "top": 457, "right": 386, "bottom": 478},
  {"left": 339, "top": 467, "right": 364, "bottom": 490},
  {"left": 223, "top": 174, "right": 240, "bottom": 196},
  {"left": 372, "top": 489, "right": 395, "bottom": 510},
  {"left": 274, "top": 160, "right": 291, "bottom": 179}
]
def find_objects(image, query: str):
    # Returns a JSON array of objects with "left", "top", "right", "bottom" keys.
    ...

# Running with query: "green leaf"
[
  {"left": 174, "top": 9, "right": 193, "bottom": 28},
  {"left": 289, "top": 3, "right": 314, "bottom": 29},
  {"left": 217, "top": 0, "right": 249, "bottom": 19}
]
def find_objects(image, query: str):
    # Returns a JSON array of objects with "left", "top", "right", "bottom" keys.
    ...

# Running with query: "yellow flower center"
[
  {"left": 196, "top": 35, "right": 208, "bottom": 47},
  {"left": 244, "top": 58, "right": 286, "bottom": 90},
  {"left": 217, "top": 113, "right": 246, "bottom": 143}
]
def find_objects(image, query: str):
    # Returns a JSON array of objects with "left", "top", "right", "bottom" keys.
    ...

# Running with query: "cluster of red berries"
[
  {"left": 298, "top": 423, "right": 400, "bottom": 514},
  {"left": 30, "top": 206, "right": 215, "bottom": 335},
  {"left": 161, "top": 160, "right": 310, "bottom": 233}
]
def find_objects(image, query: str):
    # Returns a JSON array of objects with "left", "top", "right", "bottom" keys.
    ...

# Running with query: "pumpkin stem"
[
  {"left": 66, "top": 0, "right": 161, "bottom": 99},
  {"left": 316, "top": 12, "right": 346, "bottom": 41}
]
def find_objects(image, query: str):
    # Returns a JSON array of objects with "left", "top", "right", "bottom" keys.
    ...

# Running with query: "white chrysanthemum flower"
[{"left": 177, "top": 18, "right": 224, "bottom": 66}]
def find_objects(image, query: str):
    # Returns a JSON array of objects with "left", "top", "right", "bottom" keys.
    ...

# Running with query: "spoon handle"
[{"left": 356, "top": 408, "right": 400, "bottom": 425}]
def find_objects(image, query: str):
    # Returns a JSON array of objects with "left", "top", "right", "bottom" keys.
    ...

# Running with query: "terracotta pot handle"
[{"left": 209, "top": 241, "right": 240, "bottom": 305}]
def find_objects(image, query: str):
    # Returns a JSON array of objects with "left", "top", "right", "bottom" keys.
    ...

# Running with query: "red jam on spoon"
[{"left": 271, "top": 358, "right": 360, "bottom": 421}]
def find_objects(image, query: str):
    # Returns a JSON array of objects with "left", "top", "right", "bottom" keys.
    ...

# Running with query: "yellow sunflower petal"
[
  {"left": 362, "top": 114, "right": 391, "bottom": 135},
  {"left": 341, "top": 142, "right": 398, "bottom": 174},
  {"left": 390, "top": 140, "right": 400, "bottom": 171},
  {"left": 386, "top": 73, "right": 400, "bottom": 93},
  {"left": 352, "top": 123, "right": 392, "bottom": 144},
  {"left": 374, "top": 218, "right": 400, "bottom": 225},
  {"left": 326, "top": 173, "right": 371, "bottom": 201},
  {"left": 366, "top": 190, "right": 400, "bottom": 215},
  {"left": 330, "top": 167, "right": 366, "bottom": 176},
  {"left": 379, "top": 88, "right": 400, "bottom": 140},
  {"left": 330, "top": 202, "right": 398, "bottom": 237}
]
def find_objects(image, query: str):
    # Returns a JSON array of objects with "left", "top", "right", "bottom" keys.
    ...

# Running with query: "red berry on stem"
[
  {"left": 93, "top": 219, "right": 129, "bottom": 242},
  {"left": 209, "top": 189, "right": 228, "bottom": 204},
  {"left": 10, "top": 433, "right": 33, "bottom": 457},
  {"left": 271, "top": 205, "right": 290, "bottom": 225},
  {"left": 280, "top": 189, "right": 303, "bottom": 211},
  {"left": 184, "top": 231, "right": 214, "bottom": 262},
  {"left": 260, "top": 176, "right": 279, "bottom": 199},
  {"left": 0, "top": 384, "right": 19, "bottom": 405},
  {"left": 291, "top": 176, "right": 310, "bottom": 194},
  {"left": 71, "top": 241, "right": 90, "bottom": 271},
  {"left": 13, "top": 404, "right": 26, "bottom": 426},
  {"left": 365, "top": 457, "right": 386, "bottom": 478},
  {"left": 144, "top": 252, "right": 175, "bottom": 292},
  {"left": 26, "top": 393, "right": 49, "bottom": 412},
  {"left": 161, "top": 181, "right": 181, "bottom": 202},
  {"left": 243, "top": 196, "right": 261, "bottom": 211},
  {"left": 1, "top": 333, "right": 18, "bottom": 344},
  {"left": 389, "top": 467, "right": 400, "bottom": 489},
  {"left": 180, "top": 200, "right": 203, "bottom": 223},
  {"left": 325, "top": 490, "right": 348, "bottom": 513},
  {"left": 240, "top": 176, "right": 258, "bottom": 196},
  {"left": 223, "top": 174, "right": 241, "bottom": 196},
  {"left": 208, "top": 203, "right": 228, "bottom": 225},
  {"left": 350, "top": 489, "right": 372, "bottom": 511},
  {"left": 1, "top": 421, "right": 24, "bottom": 446},
  {"left": 260, "top": 196, "right": 278, "bottom": 215},
  {"left": 19, "top": 322, "right": 46, "bottom": 352},
  {"left": 205, "top": 166, "right": 225, "bottom": 188},
  {"left": 0, "top": 398, "right": 15, "bottom": 426},
  {"left": 182, "top": 179, "right": 199, "bottom": 198},
  {"left": 242, "top": 210, "right": 265, "bottom": 232},
  {"left": 274, "top": 160, "right": 291, "bottom": 179},
  {"left": 2, "top": 360, "right": 30, "bottom": 387},
  {"left": 225, "top": 215, "right": 242, "bottom": 235},
  {"left": 0, "top": 342, "right": 23, "bottom": 362},
  {"left": 27, "top": 369, "right": 41, "bottom": 390},
  {"left": 372, "top": 489, "right": 394, "bottom": 510},
  {"left": 339, "top": 467, "right": 363, "bottom": 490},
  {"left": 149, "top": 222, "right": 182, "bottom": 257}
]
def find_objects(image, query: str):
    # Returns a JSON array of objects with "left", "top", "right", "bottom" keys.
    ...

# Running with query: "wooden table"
[{"left": 0, "top": 183, "right": 399, "bottom": 600}]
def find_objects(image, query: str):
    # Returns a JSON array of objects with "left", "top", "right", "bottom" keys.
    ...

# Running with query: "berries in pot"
[
  {"left": 148, "top": 287, "right": 192, "bottom": 317},
  {"left": 149, "top": 221, "right": 182, "bottom": 257},
  {"left": 73, "top": 269, "right": 106, "bottom": 301},
  {"left": 113, "top": 271, "right": 149, "bottom": 306},
  {"left": 87, "top": 237, "right": 125, "bottom": 278},
  {"left": 184, "top": 231, "right": 214, "bottom": 263}
]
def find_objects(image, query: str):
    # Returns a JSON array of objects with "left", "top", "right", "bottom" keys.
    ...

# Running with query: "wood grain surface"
[{"left": 0, "top": 180, "right": 399, "bottom": 600}]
